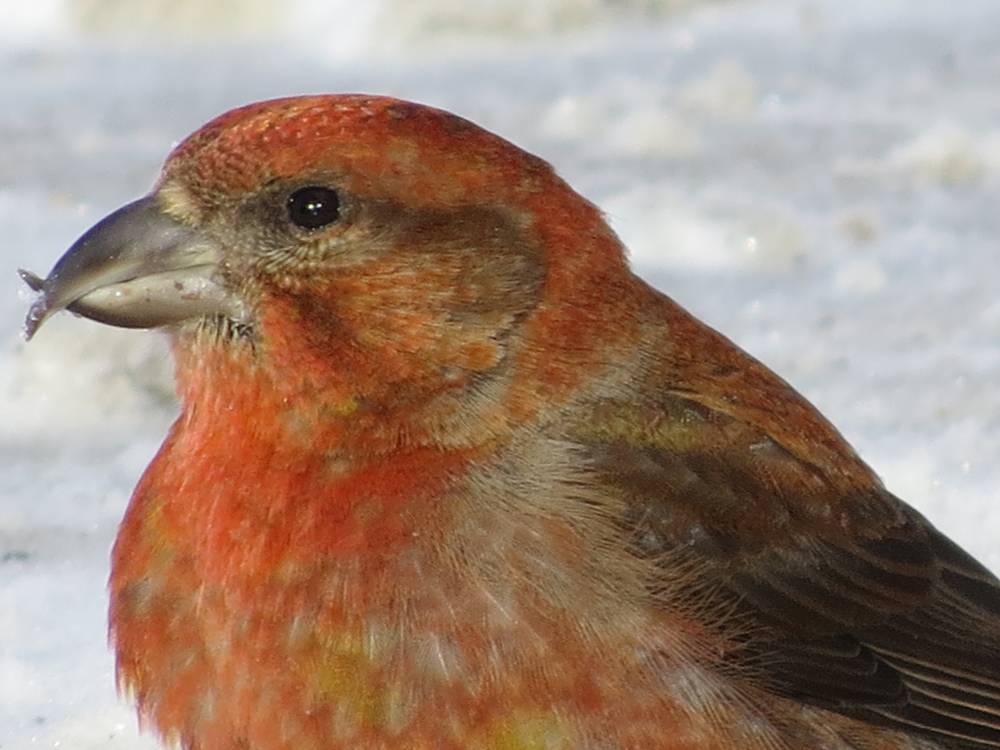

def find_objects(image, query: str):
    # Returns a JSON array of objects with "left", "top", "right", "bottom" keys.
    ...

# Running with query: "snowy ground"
[{"left": 2, "top": 0, "right": 999, "bottom": 747}]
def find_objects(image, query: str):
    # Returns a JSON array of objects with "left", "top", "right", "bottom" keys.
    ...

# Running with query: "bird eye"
[{"left": 287, "top": 186, "right": 341, "bottom": 230}]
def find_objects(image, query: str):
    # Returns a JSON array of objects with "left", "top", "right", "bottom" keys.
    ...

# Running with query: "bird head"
[{"left": 22, "top": 95, "right": 636, "bottom": 446}]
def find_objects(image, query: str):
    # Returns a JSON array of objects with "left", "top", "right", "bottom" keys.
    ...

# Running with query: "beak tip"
[
  {"left": 23, "top": 301, "right": 50, "bottom": 341},
  {"left": 19, "top": 269, "right": 50, "bottom": 341},
  {"left": 18, "top": 268, "right": 45, "bottom": 292}
]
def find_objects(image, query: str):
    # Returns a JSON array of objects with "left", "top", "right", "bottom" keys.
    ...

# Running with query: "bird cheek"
[{"left": 448, "top": 340, "right": 504, "bottom": 375}]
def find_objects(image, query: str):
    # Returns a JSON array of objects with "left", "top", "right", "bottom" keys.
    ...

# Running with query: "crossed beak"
[{"left": 21, "top": 195, "right": 244, "bottom": 339}]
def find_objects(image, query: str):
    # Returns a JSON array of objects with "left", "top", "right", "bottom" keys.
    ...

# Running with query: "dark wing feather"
[{"left": 578, "top": 395, "right": 1000, "bottom": 749}]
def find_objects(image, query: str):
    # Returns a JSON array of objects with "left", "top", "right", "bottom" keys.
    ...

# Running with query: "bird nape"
[{"left": 22, "top": 94, "right": 1000, "bottom": 750}]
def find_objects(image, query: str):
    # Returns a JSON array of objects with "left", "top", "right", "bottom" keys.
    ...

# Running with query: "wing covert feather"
[{"left": 575, "top": 394, "right": 1000, "bottom": 749}]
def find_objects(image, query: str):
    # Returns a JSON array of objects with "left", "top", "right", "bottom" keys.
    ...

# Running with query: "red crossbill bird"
[{"left": 21, "top": 95, "right": 1000, "bottom": 750}]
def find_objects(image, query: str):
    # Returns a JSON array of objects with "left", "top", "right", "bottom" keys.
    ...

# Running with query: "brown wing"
[{"left": 577, "top": 394, "right": 1000, "bottom": 749}]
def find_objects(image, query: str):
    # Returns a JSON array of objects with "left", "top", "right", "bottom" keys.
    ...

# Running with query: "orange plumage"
[{"left": 24, "top": 95, "right": 1000, "bottom": 749}]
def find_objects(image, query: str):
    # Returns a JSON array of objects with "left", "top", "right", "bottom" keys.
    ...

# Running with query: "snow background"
[{"left": 2, "top": 0, "right": 999, "bottom": 747}]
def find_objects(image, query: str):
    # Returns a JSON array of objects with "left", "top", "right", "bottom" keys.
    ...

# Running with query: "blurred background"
[{"left": 3, "top": 0, "right": 999, "bottom": 747}]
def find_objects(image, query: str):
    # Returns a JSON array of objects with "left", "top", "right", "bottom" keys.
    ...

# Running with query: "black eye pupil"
[{"left": 287, "top": 186, "right": 340, "bottom": 229}]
